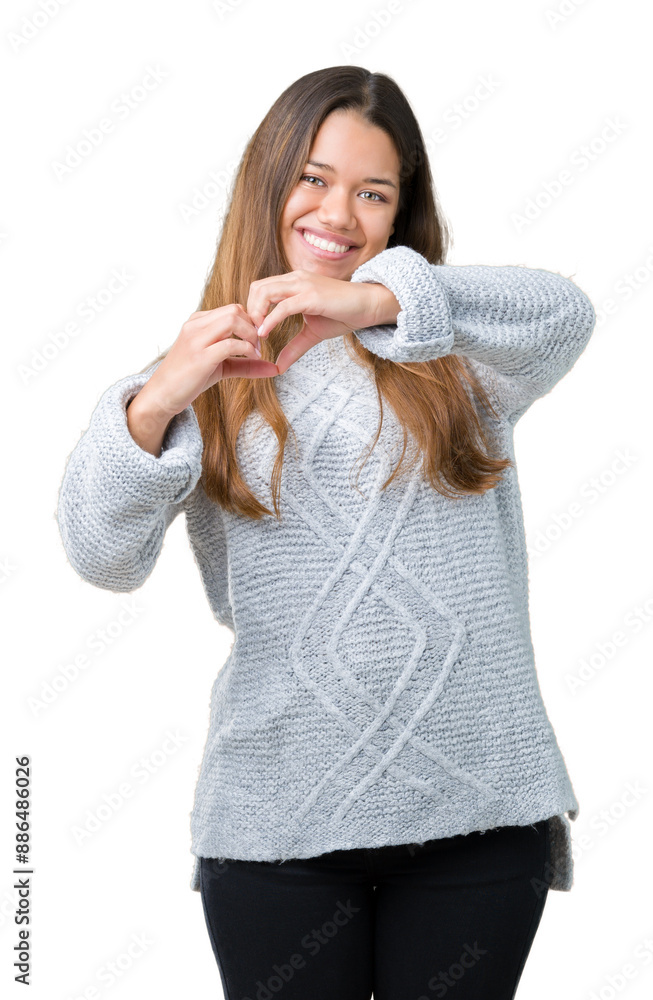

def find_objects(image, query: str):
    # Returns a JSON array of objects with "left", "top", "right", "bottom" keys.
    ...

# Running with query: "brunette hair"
[{"left": 141, "top": 66, "right": 511, "bottom": 519}]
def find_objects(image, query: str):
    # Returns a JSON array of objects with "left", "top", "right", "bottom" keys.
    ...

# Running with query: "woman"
[{"left": 56, "top": 66, "right": 596, "bottom": 999}]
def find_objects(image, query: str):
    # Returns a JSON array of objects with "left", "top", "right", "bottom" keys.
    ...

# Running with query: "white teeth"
[{"left": 302, "top": 230, "right": 351, "bottom": 254}]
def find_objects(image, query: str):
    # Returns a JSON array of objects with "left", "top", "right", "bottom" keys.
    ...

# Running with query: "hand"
[
  {"left": 246, "top": 270, "right": 400, "bottom": 375},
  {"left": 140, "top": 303, "right": 279, "bottom": 418}
]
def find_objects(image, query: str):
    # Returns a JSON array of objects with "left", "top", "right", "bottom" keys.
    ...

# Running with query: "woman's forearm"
[
  {"left": 126, "top": 386, "right": 176, "bottom": 458},
  {"left": 372, "top": 283, "right": 401, "bottom": 326}
]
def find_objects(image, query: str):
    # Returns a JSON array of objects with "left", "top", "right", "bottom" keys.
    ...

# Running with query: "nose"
[{"left": 316, "top": 188, "right": 357, "bottom": 232}]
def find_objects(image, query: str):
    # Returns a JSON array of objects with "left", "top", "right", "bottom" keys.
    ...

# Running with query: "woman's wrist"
[
  {"left": 126, "top": 386, "right": 176, "bottom": 458},
  {"left": 370, "top": 284, "right": 401, "bottom": 327}
]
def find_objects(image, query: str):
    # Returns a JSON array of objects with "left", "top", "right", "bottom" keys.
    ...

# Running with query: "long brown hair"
[{"left": 142, "top": 66, "right": 511, "bottom": 519}]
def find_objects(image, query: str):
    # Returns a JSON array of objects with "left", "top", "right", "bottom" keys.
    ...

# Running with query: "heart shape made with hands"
[{"left": 244, "top": 267, "right": 397, "bottom": 376}]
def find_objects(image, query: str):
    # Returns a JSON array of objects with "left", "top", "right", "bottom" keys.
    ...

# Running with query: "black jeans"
[{"left": 199, "top": 819, "right": 551, "bottom": 1000}]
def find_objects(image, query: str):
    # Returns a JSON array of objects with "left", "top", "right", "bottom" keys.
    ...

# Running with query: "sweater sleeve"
[
  {"left": 349, "top": 244, "right": 596, "bottom": 422},
  {"left": 55, "top": 361, "right": 204, "bottom": 592}
]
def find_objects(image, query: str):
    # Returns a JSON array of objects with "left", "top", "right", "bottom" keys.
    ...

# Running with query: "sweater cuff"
[
  {"left": 90, "top": 368, "right": 204, "bottom": 506},
  {"left": 349, "top": 245, "right": 453, "bottom": 362}
]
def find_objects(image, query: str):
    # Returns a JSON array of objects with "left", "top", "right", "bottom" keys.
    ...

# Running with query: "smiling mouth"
[{"left": 299, "top": 228, "right": 357, "bottom": 255}]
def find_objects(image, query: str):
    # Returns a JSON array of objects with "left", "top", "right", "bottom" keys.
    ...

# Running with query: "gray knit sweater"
[{"left": 56, "top": 245, "right": 596, "bottom": 893}]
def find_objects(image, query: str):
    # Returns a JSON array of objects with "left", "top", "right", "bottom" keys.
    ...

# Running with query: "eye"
[
  {"left": 299, "top": 174, "right": 387, "bottom": 203},
  {"left": 300, "top": 173, "right": 325, "bottom": 187}
]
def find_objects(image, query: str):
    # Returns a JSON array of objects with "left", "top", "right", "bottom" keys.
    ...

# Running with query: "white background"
[{"left": 2, "top": 0, "right": 652, "bottom": 997}]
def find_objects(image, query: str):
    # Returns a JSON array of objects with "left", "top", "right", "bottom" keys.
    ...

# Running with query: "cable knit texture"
[{"left": 55, "top": 245, "right": 596, "bottom": 894}]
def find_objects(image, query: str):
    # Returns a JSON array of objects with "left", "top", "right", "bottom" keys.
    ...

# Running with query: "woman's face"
[{"left": 280, "top": 109, "right": 401, "bottom": 277}]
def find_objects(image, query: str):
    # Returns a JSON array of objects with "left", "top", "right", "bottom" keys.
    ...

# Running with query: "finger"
[
  {"left": 206, "top": 334, "right": 261, "bottom": 365},
  {"left": 220, "top": 358, "right": 279, "bottom": 379},
  {"left": 190, "top": 305, "right": 260, "bottom": 352},
  {"left": 233, "top": 315, "right": 262, "bottom": 353},
  {"left": 222, "top": 308, "right": 261, "bottom": 352},
  {"left": 246, "top": 275, "right": 300, "bottom": 330},
  {"left": 257, "top": 293, "right": 310, "bottom": 340},
  {"left": 273, "top": 323, "right": 321, "bottom": 375},
  {"left": 248, "top": 273, "right": 316, "bottom": 334},
  {"left": 186, "top": 303, "right": 248, "bottom": 328},
  {"left": 205, "top": 337, "right": 278, "bottom": 379}
]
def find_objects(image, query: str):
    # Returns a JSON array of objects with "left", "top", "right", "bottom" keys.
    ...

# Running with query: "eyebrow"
[{"left": 306, "top": 159, "right": 398, "bottom": 190}]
